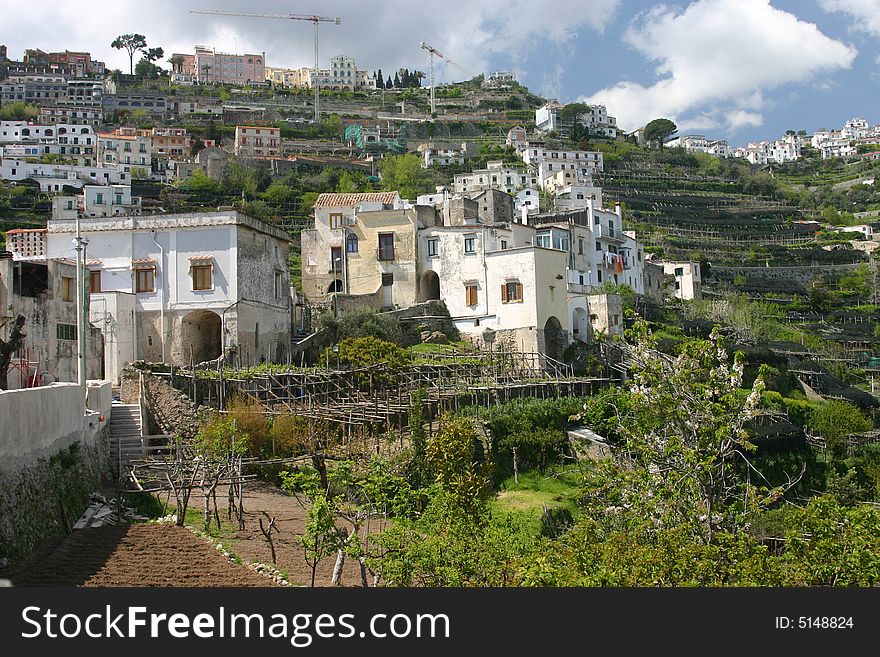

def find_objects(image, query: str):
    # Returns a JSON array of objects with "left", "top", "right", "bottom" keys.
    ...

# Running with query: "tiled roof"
[
  {"left": 131, "top": 258, "right": 157, "bottom": 267},
  {"left": 314, "top": 192, "right": 399, "bottom": 208},
  {"left": 188, "top": 254, "right": 214, "bottom": 262}
]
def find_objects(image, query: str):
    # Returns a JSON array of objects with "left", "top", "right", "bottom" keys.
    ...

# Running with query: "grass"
[{"left": 490, "top": 468, "right": 581, "bottom": 534}]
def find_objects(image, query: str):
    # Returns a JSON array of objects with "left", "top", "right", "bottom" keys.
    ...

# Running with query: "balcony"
[{"left": 595, "top": 224, "right": 624, "bottom": 243}]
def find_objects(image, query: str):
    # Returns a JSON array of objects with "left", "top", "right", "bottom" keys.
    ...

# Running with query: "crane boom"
[
  {"left": 190, "top": 10, "right": 340, "bottom": 23},
  {"left": 190, "top": 9, "right": 341, "bottom": 121},
  {"left": 420, "top": 41, "right": 476, "bottom": 115}
]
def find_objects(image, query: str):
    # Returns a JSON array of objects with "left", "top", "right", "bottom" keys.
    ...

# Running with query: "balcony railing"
[{"left": 596, "top": 225, "right": 624, "bottom": 242}]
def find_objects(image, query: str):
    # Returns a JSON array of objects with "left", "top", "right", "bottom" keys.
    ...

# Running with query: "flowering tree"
[{"left": 587, "top": 321, "right": 788, "bottom": 543}]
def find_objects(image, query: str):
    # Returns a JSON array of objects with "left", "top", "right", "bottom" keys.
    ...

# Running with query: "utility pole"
[
  {"left": 74, "top": 215, "right": 88, "bottom": 391},
  {"left": 190, "top": 9, "right": 341, "bottom": 123}
]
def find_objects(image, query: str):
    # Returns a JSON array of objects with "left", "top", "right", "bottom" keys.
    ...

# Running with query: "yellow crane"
[{"left": 190, "top": 9, "right": 341, "bottom": 121}]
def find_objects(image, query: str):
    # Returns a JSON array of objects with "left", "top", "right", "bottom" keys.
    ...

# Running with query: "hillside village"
[{"left": 3, "top": 29, "right": 880, "bottom": 588}]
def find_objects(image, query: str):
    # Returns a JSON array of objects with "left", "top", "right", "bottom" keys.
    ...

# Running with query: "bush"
[{"left": 225, "top": 393, "right": 270, "bottom": 458}]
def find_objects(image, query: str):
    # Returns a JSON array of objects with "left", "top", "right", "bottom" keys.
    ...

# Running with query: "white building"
[
  {"left": 44, "top": 210, "right": 292, "bottom": 379},
  {"left": 535, "top": 100, "right": 619, "bottom": 139},
  {"left": 454, "top": 161, "right": 538, "bottom": 195},
  {"left": 96, "top": 127, "right": 152, "bottom": 171},
  {"left": 483, "top": 71, "right": 517, "bottom": 89},
  {"left": 1, "top": 158, "right": 130, "bottom": 191},
  {"left": 521, "top": 144, "right": 604, "bottom": 187},
  {"left": 653, "top": 260, "right": 702, "bottom": 301},
  {"left": 417, "top": 142, "right": 470, "bottom": 168},
  {"left": 234, "top": 126, "right": 280, "bottom": 158},
  {"left": 665, "top": 134, "right": 731, "bottom": 158},
  {"left": 734, "top": 133, "right": 801, "bottom": 165},
  {"left": 51, "top": 184, "right": 142, "bottom": 220}
]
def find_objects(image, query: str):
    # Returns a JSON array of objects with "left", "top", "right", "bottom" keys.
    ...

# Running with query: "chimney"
[
  {"left": 614, "top": 202, "right": 622, "bottom": 219},
  {"left": 521, "top": 204, "right": 529, "bottom": 224}
]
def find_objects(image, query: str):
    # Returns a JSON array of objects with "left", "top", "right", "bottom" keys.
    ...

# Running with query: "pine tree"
[
  {"left": 387, "top": 75, "right": 393, "bottom": 89},
  {"left": 403, "top": 68, "right": 411, "bottom": 87},
  {"left": 393, "top": 71, "right": 401, "bottom": 88},
  {"left": 376, "top": 68, "right": 384, "bottom": 89}
]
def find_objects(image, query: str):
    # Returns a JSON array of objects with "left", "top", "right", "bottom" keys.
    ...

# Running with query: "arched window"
[{"left": 346, "top": 233, "right": 358, "bottom": 253}]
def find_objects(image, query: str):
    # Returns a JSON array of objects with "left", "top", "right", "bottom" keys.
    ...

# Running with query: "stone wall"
[
  {"left": 0, "top": 383, "right": 112, "bottom": 569},
  {"left": 121, "top": 366, "right": 214, "bottom": 440},
  {"left": 712, "top": 263, "right": 861, "bottom": 290}
]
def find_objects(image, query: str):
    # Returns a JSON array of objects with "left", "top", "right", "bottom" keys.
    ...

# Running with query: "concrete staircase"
[{"left": 109, "top": 402, "right": 143, "bottom": 479}]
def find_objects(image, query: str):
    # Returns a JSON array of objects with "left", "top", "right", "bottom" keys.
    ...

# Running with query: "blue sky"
[{"left": 2, "top": 0, "right": 878, "bottom": 146}]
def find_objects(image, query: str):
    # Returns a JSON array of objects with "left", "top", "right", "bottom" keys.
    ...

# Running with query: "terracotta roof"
[
  {"left": 86, "top": 259, "right": 102, "bottom": 266},
  {"left": 314, "top": 192, "right": 399, "bottom": 208},
  {"left": 4, "top": 228, "right": 47, "bottom": 234},
  {"left": 188, "top": 254, "right": 214, "bottom": 262},
  {"left": 131, "top": 258, "right": 157, "bottom": 267}
]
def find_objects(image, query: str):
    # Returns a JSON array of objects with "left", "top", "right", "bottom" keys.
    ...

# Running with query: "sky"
[{"left": 1, "top": 0, "right": 878, "bottom": 145}]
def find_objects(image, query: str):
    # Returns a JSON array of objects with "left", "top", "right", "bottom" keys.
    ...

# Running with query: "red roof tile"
[{"left": 314, "top": 192, "right": 400, "bottom": 208}]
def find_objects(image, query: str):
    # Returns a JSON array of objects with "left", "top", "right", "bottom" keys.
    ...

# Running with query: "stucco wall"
[{"left": 0, "top": 382, "right": 111, "bottom": 567}]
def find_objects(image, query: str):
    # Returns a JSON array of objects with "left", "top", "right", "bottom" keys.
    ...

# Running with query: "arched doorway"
[
  {"left": 542, "top": 315, "right": 566, "bottom": 362},
  {"left": 327, "top": 279, "right": 344, "bottom": 293},
  {"left": 176, "top": 309, "right": 222, "bottom": 365},
  {"left": 418, "top": 270, "right": 441, "bottom": 302},
  {"left": 572, "top": 307, "right": 589, "bottom": 343}
]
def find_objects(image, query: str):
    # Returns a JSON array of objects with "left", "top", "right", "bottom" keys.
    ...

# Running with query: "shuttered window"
[
  {"left": 465, "top": 284, "right": 478, "bottom": 306},
  {"left": 501, "top": 281, "right": 523, "bottom": 303}
]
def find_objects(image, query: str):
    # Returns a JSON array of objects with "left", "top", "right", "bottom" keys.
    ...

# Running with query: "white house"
[
  {"left": 454, "top": 161, "right": 538, "bottom": 195},
  {"left": 521, "top": 145, "right": 604, "bottom": 187},
  {"left": 1, "top": 158, "right": 130, "bottom": 191},
  {"left": 96, "top": 127, "right": 152, "bottom": 171},
  {"left": 44, "top": 210, "right": 292, "bottom": 379}
]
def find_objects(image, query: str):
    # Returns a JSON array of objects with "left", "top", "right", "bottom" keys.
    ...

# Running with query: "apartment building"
[
  {"left": 97, "top": 127, "right": 152, "bottom": 171},
  {"left": 234, "top": 126, "right": 280, "bottom": 158},
  {"left": 194, "top": 46, "right": 266, "bottom": 84},
  {"left": 454, "top": 161, "right": 538, "bottom": 195}
]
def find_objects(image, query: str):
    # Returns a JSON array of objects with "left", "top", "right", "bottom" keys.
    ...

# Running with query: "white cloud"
[
  {"left": 580, "top": 0, "right": 857, "bottom": 133},
  {"left": 0, "top": 0, "right": 618, "bottom": 84},
  {"left": 819, "top": 0, "right": 880, "bottom": 37}
]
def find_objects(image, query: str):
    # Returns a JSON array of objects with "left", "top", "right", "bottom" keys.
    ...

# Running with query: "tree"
[
  {"left": 0, "top": 315, "right": 27, "bottom": 391},
  {"left": 376, "top": 69, "right": 384, "bottom": 89},
  {"left": 111, "top": 34, "right": 148, "bottom": 75},
  {"left": 810, "top": 400, "right": 872, "bottom": 459},
  {"left": 583, "top": 321, "right": 781, "bottom": 543},
  {"left": 0, "top": 102, "right": 39, "bottom": 121},
  {"left": 386, "top": 75, "right": 393, "bottom": 89},
  {"left": 168, "top": 54, "right": 185, "bottom": 74},
  {"left": 644, "top": 118, "right": 678, "bottom": 149}
]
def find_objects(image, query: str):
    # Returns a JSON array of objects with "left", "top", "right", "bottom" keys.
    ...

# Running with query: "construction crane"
[
  {"left": 420, "top": 41, "right": 476, "bottom": 115},
  {"left": 190, "top": 9, "right": 341, "bottom": 122}
]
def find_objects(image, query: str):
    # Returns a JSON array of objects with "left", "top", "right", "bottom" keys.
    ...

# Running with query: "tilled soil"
[
  {"left": 226, "top": 481, "right": 370, "bottom": 587},
  {"left": 10, "top": 523, "right": 277, "bottom": 587}
]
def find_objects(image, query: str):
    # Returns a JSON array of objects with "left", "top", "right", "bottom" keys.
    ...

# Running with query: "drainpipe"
[{"left": 151, "top": 231, "right": 166, "bottom": 363}]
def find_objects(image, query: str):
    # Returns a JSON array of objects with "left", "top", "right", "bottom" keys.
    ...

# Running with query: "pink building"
[{"left": 194, "top": 46, "right": 265, "bottom": 85}]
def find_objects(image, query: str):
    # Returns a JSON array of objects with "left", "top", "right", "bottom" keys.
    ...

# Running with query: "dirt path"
[
  {"left": 10, "top": 523, "right": 277, "bottom": 587},
  {"left": 226, "top": 481, "right": 371, "bottom": 587}
]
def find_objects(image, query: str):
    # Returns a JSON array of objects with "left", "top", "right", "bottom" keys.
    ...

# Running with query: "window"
[
  {"left": 426, "top": 238, "right": 438, "bottom": 257},
  {"left": 89, "top": 270, "right": 101, "bottom": 293},
  {"left": 596, "top": 241, "right": 602, "bottom": 252},
  {"left": 192, "top": 265, "right": 212, "bottom": 291},
  {"left": 501, "top": 281, "right": 523, "bottom": 303},
  {"left": 95, "top": 193, "right": 104, "bottom": 205},
  {"left": 135, "top": 268, "right": 155, "bottom": 293},
  {"left": 465, "top": 284, "right": 478, "bottom": 306},
  {"left": 56, "top": 323, "right": 77, "bottom": 341},
  {"left": 674, "top": 267, "right": 684, "bottom": 277},
  {"left": 346, "top": 233, "right": 359, "bottom": 254},
  {"left": 464, "top": 235, "right": 476, "bottom": 254},
  {"left": 500, "top": 240, "right": 507, "bottom": 250},
  {"left": 378, "top": 233, "right": 394, "bottom": 260},
  {"left": 536, "top": 233, "right": 551, "bottom": 248},
  {"left": 381, "top": 272, "right": 393, "bottom": 286},
  {"left": 578, "top": 237, "right": 584, "bottom": 255},
  {"left": 61, "top": 276, "right": 75, "bottom": 301},
  {"left": 275, "top": 270, "right": 285, "bottom": 299},
  {"left": 330, "top": 246, "right": 343, "bottom": 271}
]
